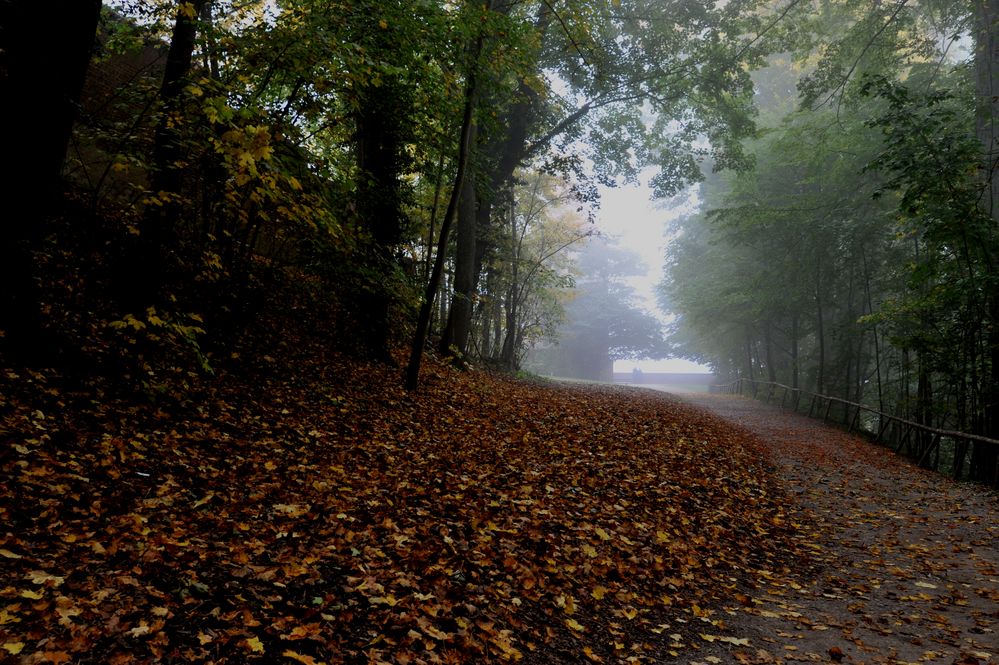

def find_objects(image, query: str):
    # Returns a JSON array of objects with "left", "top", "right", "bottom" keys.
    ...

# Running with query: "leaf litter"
[
  {"left": 3, "top": 343, "right": 996, "bottom": 663},
  {"left": 2, "top": 343, "right": 802, "bottom": 664}
]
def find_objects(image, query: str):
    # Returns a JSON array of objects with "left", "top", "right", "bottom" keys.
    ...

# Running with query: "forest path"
[{"left": 672, "top": 391, "right": 999, "bottom": 665}]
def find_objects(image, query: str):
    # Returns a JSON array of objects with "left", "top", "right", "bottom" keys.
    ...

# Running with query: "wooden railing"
[{"left": 710, "top": 378, "right": 999, "bottom": 482}]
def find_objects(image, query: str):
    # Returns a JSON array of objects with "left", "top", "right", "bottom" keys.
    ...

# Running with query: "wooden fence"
[{"left": 711, "top": 378, "right": 999, "bottom": 483}]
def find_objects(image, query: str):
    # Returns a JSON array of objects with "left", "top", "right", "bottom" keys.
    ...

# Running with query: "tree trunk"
[
  {"left": 354, "top": 76, "right": 408, "bottom": 362},
  {"left": 129, "top": 0, "right": 209, "bottom": 309},
  {"left": 439, "top": 140, "right": 478, "bottom": 361},
  {"left": 764, "top": 322, "right": 777, "bottom": 383},
  {"left": 439, "top": 3, "right": 550, "bottom": 359},
  {"left": 814, "top": 256, "right": 826, "bottom": 394},
  {"left": 975, "top": 0, "right": 999, "bottom": 483},
  {"left": 790, "top": 314, "right": 799, "bottom": 390},
  {"left": 0, "top": 0, "right": 101, "bottom": 362},
  {"left": 406, "top": 9, "right": 487, "bottom": 390}
]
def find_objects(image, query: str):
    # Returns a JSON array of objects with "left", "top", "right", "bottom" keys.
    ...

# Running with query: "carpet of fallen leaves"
[{"left": 0, "top": 337, "right": 810, "bottom": 664}]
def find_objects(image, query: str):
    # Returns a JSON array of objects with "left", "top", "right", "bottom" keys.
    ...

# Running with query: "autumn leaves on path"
[
  {"left": 678, "top": 392, "right": 999, "bottom": 665},
  {"left": 1, "top": 354, "right": 997, "bottom": 664}
]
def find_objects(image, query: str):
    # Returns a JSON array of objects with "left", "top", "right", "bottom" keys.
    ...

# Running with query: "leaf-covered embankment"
[{"left": 2, "top": 345, "right": 808, "bottom": 663}]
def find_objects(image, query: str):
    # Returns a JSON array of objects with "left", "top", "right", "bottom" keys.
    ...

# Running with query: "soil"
[{"left": 671, "top": 390, "right": 999, "bottom": 665}]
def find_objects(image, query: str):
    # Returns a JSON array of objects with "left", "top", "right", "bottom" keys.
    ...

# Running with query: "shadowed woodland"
[{"left": 2, "top": 0, "right": 999, "bottom": 663}]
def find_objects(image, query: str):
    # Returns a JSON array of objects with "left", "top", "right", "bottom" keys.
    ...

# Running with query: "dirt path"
[{"left": 674, "top": 391, "right": 999, "bottom": 665}]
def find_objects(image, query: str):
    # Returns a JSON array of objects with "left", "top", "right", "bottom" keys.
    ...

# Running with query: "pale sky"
[{"left": 595, "top": 174, "right": 711, "bottom": 374}]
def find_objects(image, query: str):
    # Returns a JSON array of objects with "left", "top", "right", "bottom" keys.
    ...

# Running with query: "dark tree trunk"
[
  {"left": 974, "top": 0, "right": 999, "bottom": 483},
  {"left": 145, "top": 0, "right": 209, "bottom": 242},
  {"left": 354, "top": 76, "right": 408, "bottom": 362},
  {"left": 439, "top": 141, "right": 479, "bottom": 361},
  {"left": 790, "top": 314, "right": 799, "bottom": 390},
  {"left": 0, "top": 0, "right": 101, "bottom": 362},
  {"left": 129, "top": 0, "right": 209, "bottom": 309},
  {"left": 764, "top": 322, "right": 777, "bottom": 383},
  {"left": 814, "top": 257, "right": 826, "bottom": 394},
  {"left": 406, "top": 13, "right": 487, "bottom": 390},
  {"left": 438, "top": 3, "right": 549, "bottom": 359}
]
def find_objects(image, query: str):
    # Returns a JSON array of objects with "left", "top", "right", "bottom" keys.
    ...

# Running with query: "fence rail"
[{"left": 711, "top": 378, "right": 999, "bottom": 482}]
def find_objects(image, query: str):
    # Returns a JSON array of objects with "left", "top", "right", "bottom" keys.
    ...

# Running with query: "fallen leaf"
[{"left": 3, "top": 642, "right": 25, "bottom": 655}]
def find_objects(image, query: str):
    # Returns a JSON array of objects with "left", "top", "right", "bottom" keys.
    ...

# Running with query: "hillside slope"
[{"left": 1, "top": 342, "right": 807, "bottom": 664}]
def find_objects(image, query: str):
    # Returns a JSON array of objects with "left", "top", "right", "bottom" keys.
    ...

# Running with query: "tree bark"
[
  {"left": 814, "top": 256, "right": 826, "bottom": 395},
  {"left": 439, "top": 138, "right": 479, "bottom": 361},
  {"left": 406, "top": 10, "right": 487, "bottom": 390},
  {"left": 975, "top": 0, "right": 999, "bottom": 483},
  {"left": 438, "top": 3, "right": 550, "bottom": 360},
  {"left": 0, "top": 0, "right": 101, "bottom": 362}
]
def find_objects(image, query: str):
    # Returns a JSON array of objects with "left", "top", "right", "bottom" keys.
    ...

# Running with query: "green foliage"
[{"left": 661, "top": 0, "right": 999, "bottom": 468}]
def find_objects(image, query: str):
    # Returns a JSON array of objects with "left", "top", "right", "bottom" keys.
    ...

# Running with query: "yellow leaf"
[
  {"left": 581, "top": 544, "right": 597, "bottom": 558},
  {"left": 378, "top": 19, "right": 388, "bottom": 29},
  {"left": 3, "top": 642, "right": 24, "bottom": 655},
  {"left": 590, "top": 585, "right": 607, "bottom": 600},
  {"left": 0, "top": 549, "right": 22, "bottom": 559},
  {"left": 622, "top": 607, "right": 637, "bottom": 620},
  {"left": 656, "top": 530, "right": 670, "bottom": 544},
  {"left": 129, "top": 623, "right": 151, "bottom": 637},
  {"left": 595, "top": 527, "right": 611, "bottom": 541},
  {"left": 583, "top": 645, "right": 602, "bottom": 662},
  {"left": 283, "top": 650, "right": 324, "bottom": 665},
  {"left": 20, "top": 589, "right": 43, "bottom": 599},
  {"left": 192, "top": 492, "right": 215, "bottom": 508},
  {"left": 915, "top": 581, "right": 937, "bottom": 589},
  {"left": 565, "top": 618, "right": 585, "bottom": 632},
  {"left": 699, "top": 633, "right": 716, "bottom": 642},
  {"left": 718, "top": 636, "right": 751, "bottom": 646},
  {"left": 26, "top": 570, "right": 64, "bottom": 586},
  {"left": 197, "top": 632, "right": 213, "bottom": 645},
  {"left": 245, "top": 636, "right": 264, "bottom": 653}
]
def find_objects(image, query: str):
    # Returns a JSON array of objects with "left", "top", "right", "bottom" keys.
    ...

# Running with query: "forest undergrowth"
[{"left": 1, "top": 300, "right": 818, "bottom": 664}]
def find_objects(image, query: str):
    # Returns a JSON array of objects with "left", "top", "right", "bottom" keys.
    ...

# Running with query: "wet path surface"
[{"left": 672, "top": 391, "right": 999, "bottom": 665}]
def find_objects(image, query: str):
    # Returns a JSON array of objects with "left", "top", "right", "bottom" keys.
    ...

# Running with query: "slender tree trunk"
[
  {"left": 744, "top": 328, "right": 755, "bottom": 380},
  {"left": 814, "top": 257, "right": 826, "bottom": 394},
  {"left": 130, "top": 0, "right": 209, "bottom": 309},
  {"left": 145, "top": 0, "right": 209, "bottom": 241},
  {"left": 764, "top": 322, "right": 777, "bottom": 383},
  {"left": 425, "top": 153, "right": 447, "bottom": 281},
  {"left": 790, "top": 314, "right": 799, "bottom": 390},
  {"left": 406, "top": 14, "right": 486, "bottom": 390},
  {"left": 500, "top": 193, "right": 520, "bottom": 367}
]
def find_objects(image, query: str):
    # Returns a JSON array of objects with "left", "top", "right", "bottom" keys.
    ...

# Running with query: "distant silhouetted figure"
[{"left": 632, "top": 367, "right": 643, "bottom": 384}]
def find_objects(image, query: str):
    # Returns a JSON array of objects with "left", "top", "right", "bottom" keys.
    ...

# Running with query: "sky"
[{"left": 594, "top": 174, "right": 712, "bottom": 374}]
